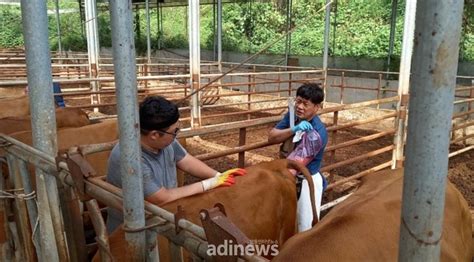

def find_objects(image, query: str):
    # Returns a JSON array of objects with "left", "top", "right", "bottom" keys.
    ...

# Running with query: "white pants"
[{"left": 297, "top": 173, "right": 323, "bottom": 232}]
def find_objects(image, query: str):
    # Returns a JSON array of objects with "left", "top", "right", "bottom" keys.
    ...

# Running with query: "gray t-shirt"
[{"left": 106, "top": 139, "right": 187, "bottom": 233}]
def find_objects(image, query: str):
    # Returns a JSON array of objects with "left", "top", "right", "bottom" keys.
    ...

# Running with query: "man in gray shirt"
[{"left": 107, "top": 96, "right": 245, "bottom": 233}]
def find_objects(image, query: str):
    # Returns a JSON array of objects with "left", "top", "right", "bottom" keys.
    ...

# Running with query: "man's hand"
[
  {"left": 201, "top": 168, "right": 247, "bottom": 191},
  {"left": 291, "top": 120, "right": 313, "bottom": 133}
]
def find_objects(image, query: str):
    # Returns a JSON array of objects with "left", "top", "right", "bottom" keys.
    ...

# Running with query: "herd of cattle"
[{"left": 0, "top": 94, "right": 472, "bottom": 261}]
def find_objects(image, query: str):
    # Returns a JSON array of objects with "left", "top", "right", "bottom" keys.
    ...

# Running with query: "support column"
[
  {"left": 20, "top": 0, "right": 67, "bottom": 260},
  {"left": 212, "top": 0, "right": 217, "bottom": 61},
  {"left": 85, "top": 0, "right": 101, "bottom": 111},
  {"left": 109, "top": 0, "right": 146, "bottom": 259},
  {"left": 399, "top": 1, "right": 464, "bottom": 261},
  {"left": 217, "top": 0, "right": 223, "bottom": 91},
  {"left": 391, "top": 0, "right": 417, "bottom": 169},
  {"left": 322, "top": 0, "right": 331, "bottom": 101},
  {"left": 55, "top": 0, "right": 62, "bottom": 55},
  {"left": 284, "top": 0, "right": 293, "bottom": 67},
  {"left": 189, "top": 0, "right": 201, "bottom": 128},
  {"left": 146, "top": 0, "right": 151, "bottom": 64},
  {"left": 386, "top": 0, "right": 398, "bottom": 73}
]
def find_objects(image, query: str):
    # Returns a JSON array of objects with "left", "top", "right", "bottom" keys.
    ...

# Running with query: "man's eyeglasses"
[
  {"left": 295, "top": 98, "right": 314, "bottom": 108},
  {"left": 156, "top": 127, "right": 180, "bottom": 138}
]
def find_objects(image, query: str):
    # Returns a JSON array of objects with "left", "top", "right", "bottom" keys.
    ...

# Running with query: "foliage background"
[{"left": 0, "top": 0, "right": 473, "bottom": 61}]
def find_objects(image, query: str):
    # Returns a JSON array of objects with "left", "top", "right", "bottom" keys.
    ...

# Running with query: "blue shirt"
[{"left": 275, "top": 112, "right": 328, "bottom": 188}]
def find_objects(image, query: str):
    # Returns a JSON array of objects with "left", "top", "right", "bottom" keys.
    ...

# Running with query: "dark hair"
[
  {"left": 296, "top": 83, "right": 324, "bottom": 105},
  {"left": 139, "top": 96, "right": 179, "bottom": 135}
]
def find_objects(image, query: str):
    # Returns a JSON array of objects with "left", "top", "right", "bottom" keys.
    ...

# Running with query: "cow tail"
[{"left": 286, "top": 159, "right": 319, "bottom": 226}]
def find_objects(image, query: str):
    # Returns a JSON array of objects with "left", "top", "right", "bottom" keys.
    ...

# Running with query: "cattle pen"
[{"left": 0, "top": 0, "right": 473, "bottom": 261}]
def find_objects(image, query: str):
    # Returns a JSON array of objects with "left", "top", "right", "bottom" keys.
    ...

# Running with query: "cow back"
[
  {"left": 165, "top": 159, "right": 298, "bottom": 243},
  {"left": 274, "top": 168, "right": 473, "bottom": 262},
  {"left": 95, "top": 159, "right": 299, "bottom": 261},
  {"left": 8, "top": 119, "right": 118, "bottom": 185},
  {"left": 0, "top": 108, "right": 90, "bottom": 135},
  {"left": 0, "top": 95, "right": 29, "bottom": 118},
  {"left": 55, "top": 107, "right": 90, "bottom": 128}
]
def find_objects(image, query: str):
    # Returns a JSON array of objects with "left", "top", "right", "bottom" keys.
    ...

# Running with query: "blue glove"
[{"left": 291, "top": 120, "right": 313, "bottom": 133}]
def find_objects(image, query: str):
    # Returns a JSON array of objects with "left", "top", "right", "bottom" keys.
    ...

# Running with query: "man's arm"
[
  {"left": 268, "top": 127, "right": 293, "bottom": 144},
  {"left": 145, "top": 183, "right": 204, "bottom": 206},
  {"left": 177, "top": 153, "right": 217, "bottom": 179}
]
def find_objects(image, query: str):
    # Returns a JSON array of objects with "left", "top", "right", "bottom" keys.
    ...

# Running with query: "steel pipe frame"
[
  {"left": 84, "top": 199, "right": 112, "bottom": 262},
  {"left": 15, "top": 158, "right": 42, "bottom": 259},
  {"left": 451, "top": 119, "right": 474, "bottom": 131},
  {"left": 330, "top": 83, "right": 399, "bottom": 93},
  {"left": 217, "top": 0, "right": 222, "bottom": 75},
  {"left": 326, "top": 112, "right": 398, "bottom": 132},
  {"left": 451, "top": 133, "right": 474, "bottom": 144},
  {"left": 0, "top": 136, "right": 246, "bottom": 260},
  {"left": 145, "top": 0, "right": 151, "bottom": 64},
  {"left": 6, "top": 155, "right": 35, "bottom": 261},
  {"left": 284, "top": 0, "right": 293, "bottom": 66},
  {"left": 189, "top": 0, "right": 201, "bottom": 127},
  {"left": 0, "top": 164, "right": 13, "bottom": 260},
  {"left": 87, "top": 178, "right": 267, "bottom": 262},
  {"left": 391, "top": 0, "right": 417, "bottom": 169},
  {"left": 108, "top": 0, "right": 146, "bottom": 259},
  {"left": 20, "top": 0, "right": 68, "bottom": 260},
  {"left": 202, "top": 97, "right": 289, "bottom": 109},
  {"left": 325, "top": 130, "right": 396, "bottom": 152},
  {"left": 0, "top": 136, "right": 212, "bottom": 260},
  {"left": 448, "top": 145, "right": 474, "bottom": 158},
  {"left": 386, "top": 0, "right": 398, "bottom": 74},
  {"left": 322, "top": 145, "right": 395, "bottom": 172},
  {"left": 55, "top": 0, "right": 63, "bottom": 55},
  {"left": 399, "top": 1, "right": 464, "bottom": 260},
  {"left": 84, "top": 0, "right": 101, "bottom": 109},
  {"left": 322, "top": 0, "right": 331, "bottom": 99},
  {"left": 325, "top": 161, "right": 393, "bottom": 191},
  {"left": 0, "top": 68, "right": 324, "bottom": 86},
  {"left": 321, "top": 193, "right": 353, "bottom": 211}
]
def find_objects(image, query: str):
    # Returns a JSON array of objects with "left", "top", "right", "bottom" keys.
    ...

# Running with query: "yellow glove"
[{"left": 201, "top": 168, "right": 247, "bottom": 191}]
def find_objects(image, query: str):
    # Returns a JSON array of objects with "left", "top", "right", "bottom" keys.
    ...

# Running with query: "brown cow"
[
  {"left": 0, "top": 95, "right": 29, "bottom": 118},
  {"left": 93, "top": 159, "right": 317, "bottom": 261},
  {"left": 273, "top": 168, "right": 473, "bottom": 262},
  {"left": 0, "top": 107, "right": 90, "bottom": 135},
  {"left": 0, "top": 87, "right": 26, "bottom": 98},
  {"left": 0, "top": 120, "right": 118, "bottom": 259},
  {"left": 7, "top": 119, "right": 119, "bottom": 180}
]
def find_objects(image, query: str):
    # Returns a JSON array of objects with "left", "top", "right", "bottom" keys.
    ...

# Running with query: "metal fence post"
[
  {"left": 399, "top": 1, "right": 464, "bottom": 261},
  {"left": 391, "top": 0, "right": 417, "bottom": 169},
  {"left": 20, "top": 0, "right": 68, "bottom": 260},
  {"left": 109, "top": 0, "right": 146, "bottom": 259},
  {"left": 0, "top": 162, "right": 13, "bottom": 260},
  {"left": 16, "top": 159, "right": 42, "bottom": 259}
]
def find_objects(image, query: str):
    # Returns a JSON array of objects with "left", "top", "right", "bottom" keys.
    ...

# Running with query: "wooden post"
[
  {"left": 340, "top": 72, "right": 345, "bottom": 104},
  {"left": 238, "top": 128, "right": 247, "bottom": 167},
  {"left": 277, "top": 68, "right": 281, "bottom": 96},
  {"left": 329, "top": 111, "right": 339, "bottom": 162},
  {"left": 288, "top": 72, "right": 293, "bottom": 97},
  {"left": 377, "top": 73, "right": 382, "bottom": 109},
  {"left": 144, "top": 63, "right": 149, "bottom": 89},
  {"left": 248, "top": 74, "right": 252, "bottom": 120}
]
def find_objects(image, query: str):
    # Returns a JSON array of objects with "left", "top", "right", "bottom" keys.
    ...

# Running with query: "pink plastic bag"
[{"left": 287, "top": 130, "right": 323, "bottom": 175}]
